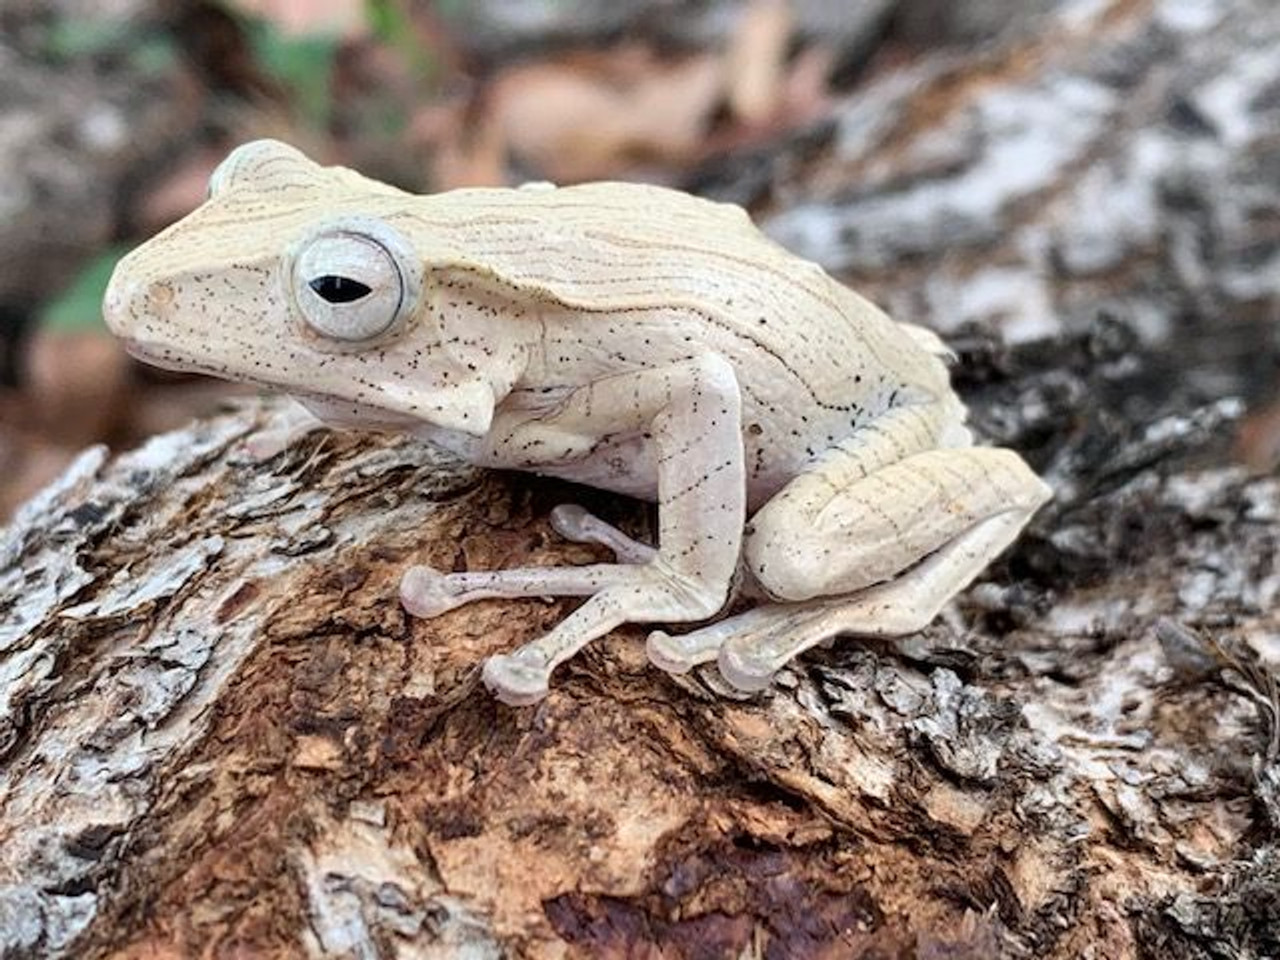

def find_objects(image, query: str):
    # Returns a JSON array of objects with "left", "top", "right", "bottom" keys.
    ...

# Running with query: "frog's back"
[
  {"left": 390, "top": 181, "right": 953, "bottom": 411},
  {"left": 402, "top": 182, "right": 827, "bottom": 310}
]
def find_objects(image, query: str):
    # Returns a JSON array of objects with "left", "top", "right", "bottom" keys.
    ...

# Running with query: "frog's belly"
[
  {"left": 532, "top": 433, "right": 661, "bottom": 501},
  {"left": 521, "top": 418, "right": 846, "bottom": 511},
  {"left": 737, "top": 392, "right": 874, "bottom": 503}
]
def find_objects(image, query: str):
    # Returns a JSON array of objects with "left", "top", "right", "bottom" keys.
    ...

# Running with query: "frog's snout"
[
  {"left": 102, "top": 262, "right": 145, "bottom": 340},
  {"left": 102, "top": 263, "right": 188, "bottom": 371},
  {"left": 102, "top": 261, "right": 178, "bottom": 341},
  {"left": 101, "top": 272, "right": 130, "bottom": 338}
]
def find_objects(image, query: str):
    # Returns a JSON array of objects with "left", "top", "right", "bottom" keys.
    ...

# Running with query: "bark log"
[
  {"left": 2, "top": 362, "right": 1275, "bottom": 960},
  {"left": 4, "top": 0, "right": 1280, "bottom": 958}
]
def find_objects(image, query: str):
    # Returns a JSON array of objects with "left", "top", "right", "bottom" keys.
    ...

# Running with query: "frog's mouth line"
[
  {"left": 119, "top": 333, "right": 496, "bottom": 439},
  {"left": 119, "top": 337, "right": 282, "bottom": 391},
  {"left": 119, "top": 335, "right": 428, "bottom": 427}
]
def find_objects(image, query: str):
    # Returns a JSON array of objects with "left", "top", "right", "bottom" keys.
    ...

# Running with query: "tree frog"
[{"left": 103, "top": 140, "right": 1051, "bottom": 706}]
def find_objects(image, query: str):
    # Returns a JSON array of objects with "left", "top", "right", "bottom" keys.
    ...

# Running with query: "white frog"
[{"left": 103, "top": 140, "right": 1051, "bottom": 706}]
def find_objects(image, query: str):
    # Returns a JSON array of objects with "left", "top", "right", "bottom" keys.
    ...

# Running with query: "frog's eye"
[{"left": 291, "top": 225, "right": 416, "bottom": 342}]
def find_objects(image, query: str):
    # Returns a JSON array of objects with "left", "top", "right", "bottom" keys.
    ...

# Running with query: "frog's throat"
[
  {"left": 120, "top": 335, "right": 496, "bottom": 437},
  {"left": 362, "top": 375, "right": 495, "bottom": 435}
]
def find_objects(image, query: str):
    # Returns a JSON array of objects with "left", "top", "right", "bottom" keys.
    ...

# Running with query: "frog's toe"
[
  {"left": 482, "top": 652, "right": 551, "bottom": 706},
  {"left": 550, "top": 503, "right": 655, "bottom": 565},
  {"left": 646, "top": 629, "right": 718, "bottom": 674},
  {"left": 549, "top": 504, "right": 593, "bottom": 539},
  {"left": 716, "top": 641, "right": 779, "bottom": 693},
  {"left": 400, "top": 566, "right": 467, "bottom": 618}
]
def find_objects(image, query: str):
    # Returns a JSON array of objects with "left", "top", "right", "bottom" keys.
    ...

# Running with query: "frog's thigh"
[
  {"left": 745, "top": 446, "right": 1046, "bottom": 602},
  {"left": 649, "top": 447, "right": 1050, "bottom": 687}
]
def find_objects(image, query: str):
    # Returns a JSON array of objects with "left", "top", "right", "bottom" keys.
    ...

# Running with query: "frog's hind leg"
[
  {"left": 719, "top": 505, "right": 1037, "bottom": 690},
  {"left": 649, "top": 446, "right": 1050, "bottom": 691}
]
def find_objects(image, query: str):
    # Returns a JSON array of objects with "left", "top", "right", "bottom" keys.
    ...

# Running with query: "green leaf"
[
  {"left": 244, "top": 17, "right": 340, "bottom": 129},
  {"left": 42, "top": 16, "right": 175, "bottom": 74},
  {"left": 129, "top": 36, "right": 178, "bottom": 75},
  {"left": 42, "top": 18, "right": 130, "bottom": 60},
  {"left": 363, "top": 0, "right": 439, "bottom": 87},
  {"left": 41, "top": 247, "right": 130, "bottom": 333},
  {"left": 365, "top": 0, "right": 409, "bottom": 45}
]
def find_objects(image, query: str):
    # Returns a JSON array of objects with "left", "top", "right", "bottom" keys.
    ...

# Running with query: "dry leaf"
[
  {"left": 1236, "top": 397, "right": 1280, "bottom": 472},
  {"left": 781, "top": 43, "right": 836, "bottom": 122},
  {"left": 227, "top": 0, "right": 365, "bottom": 37},
  {"left": 136, "top": 148, "right": 228, "bottom": 232},
  {"left": 25, "top": 329, "right": 130, "bottom": 448},
  {"left": 414, "top": 98, "right": 509, "bottom": 189},
  {"left": 0, "top": 430, "right": 80, "bottom": 521},
  {"left": 483, "top": 48, "right": 725, "bottom": 183},
  {"left": 725, "top": 0, "right": 794, "bottom": 126}
]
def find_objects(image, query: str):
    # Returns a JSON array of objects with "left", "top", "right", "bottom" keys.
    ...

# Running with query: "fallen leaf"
[
  {"left": 1236, "top": 396, "right": 1280, "bottom": 471},
  {"left": 135, "top": 148, "right": 226, "bottom": 231},
  {"left": 0, "top": 430, "right": 80, "bottom": 522},
  {"left": 725, "top": 0, "right": 794, "bottom": 126},
  {"left": 781, "top": 43, "right": 836, "bottom": 123},
  {"left": 420, "top": 98, "right": 509, "bottom": 189},
  {"left": 227, "top": 0, "right": 366, "bottom": 38},
  {"left": 25, "top": 329, "right": 130, "bottom": 447},
  {"left": 482, "top": 47, "right": 725, "bottom": 183}
]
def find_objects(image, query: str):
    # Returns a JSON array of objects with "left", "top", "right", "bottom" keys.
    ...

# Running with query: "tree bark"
[
  {"left": 4, "top": 0, "right": 1280, "bottom": 957},
  {"left": 2, "top": 363, "right": 1276, "bottom": 959}
]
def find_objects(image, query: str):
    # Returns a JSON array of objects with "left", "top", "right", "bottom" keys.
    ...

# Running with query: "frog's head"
[{"left": 104, "top": 139, "right": 527, "bottom": 436}]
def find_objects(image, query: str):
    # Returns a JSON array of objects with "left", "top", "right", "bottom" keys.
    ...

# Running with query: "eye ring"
[{"left": 287, "top": 217, "right": 421, "bottom": 344}]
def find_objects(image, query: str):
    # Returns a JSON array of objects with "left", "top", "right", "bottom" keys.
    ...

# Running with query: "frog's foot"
[
  {"left": 482, "top": 649, "right": 551, "bottom": 706},
  {"left": 473, "top": 562, "right": 726, "bottom": 704},
  {"left": 646, "top": 603, "right": 795, "bottom": 675},
  {"left": 550, "top": 504, "right": 655, "bottom": 564},
  {"left": 400, "top": 560, "right": 641, "bottom": 621},
  {"left": 648, "top": 593, "right": 919, "bottom": 693},
  {"left": 707, "top": 505, "right": 1048, "bottom": 691},
  {"left": 400, "top": 510, "right": 652, "bottom": 620},
  {"left": 400, "top": 566, "right": 472, "bottom": 618},
  {"left": 717, "top": 606, "right": 838, "bottom": 691}
]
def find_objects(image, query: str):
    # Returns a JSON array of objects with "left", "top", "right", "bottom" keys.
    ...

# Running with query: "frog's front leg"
[
  {"left": 400, "top": 354, "right": 745, "bottom": 705},
  {"left": 649, "top": 445, "right": 1051, "bottom": 690}
]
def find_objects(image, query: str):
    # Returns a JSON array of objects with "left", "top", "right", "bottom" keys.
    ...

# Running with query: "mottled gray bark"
[{"left": 750, "top": 0, "right": 1280, "bottom": 413}]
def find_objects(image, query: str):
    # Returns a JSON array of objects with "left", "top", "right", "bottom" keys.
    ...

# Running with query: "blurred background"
[{"left": 1, "top": 0, "right": 1278, "bottom": 518}]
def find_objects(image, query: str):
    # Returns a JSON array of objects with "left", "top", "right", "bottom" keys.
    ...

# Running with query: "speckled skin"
[{"left": 104, "top": 140, "right": 1050, "bottom": 704}]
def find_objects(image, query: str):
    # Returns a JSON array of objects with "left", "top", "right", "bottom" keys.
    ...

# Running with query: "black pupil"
[{"left": 309, "top": 275, "right": 371, "bottom": 304}]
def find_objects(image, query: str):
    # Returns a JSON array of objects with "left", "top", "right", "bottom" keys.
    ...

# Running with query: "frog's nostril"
[
  {"left": 102, "top": 268, "right": 175, "bottom": 338},
  {"left": 147, "top": 282, "right": 176, "bottom": 310}
]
